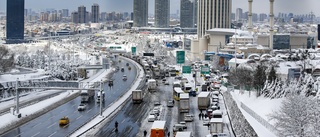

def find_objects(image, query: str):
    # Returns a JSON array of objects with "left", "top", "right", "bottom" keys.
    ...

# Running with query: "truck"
[
  {"left": 147, "top": 79, "right": 157, "bottom": 91},
  {"left": 153, "top": 66, "right": 160, "bottom": 79},
  {"left": 210, "top": 118, "right": 224, "bottom": 134},
  {"left": 198, "top": 92, "right": 210, "bottom": 110},
  {"left": 80, "top": 90, "right": 95, "bottom": 103},
  {"left": 132, "top": 90, "right": 143, "bottom": 103},
  {"left": 150, "top": 121, "right": 166, "bottom": 137},
  {"left": 96, "top": 91, "right": 105, "bottom": 103},
  {"left": 175, "top": 132, "right": 192, "bottom": 137},
  {"left": 179, "top": 93, "right": 190, "bottom": 113}
]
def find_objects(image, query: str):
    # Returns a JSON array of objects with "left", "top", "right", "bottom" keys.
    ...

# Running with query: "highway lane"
[
  {"left": 2, "top": 59, "right": 137, "bottom": 137},
  {"left": 93, "top": 77, "right": 178, "bottom": 137}
]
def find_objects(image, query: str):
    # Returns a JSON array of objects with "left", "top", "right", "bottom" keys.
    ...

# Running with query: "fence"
[{"left": 240, "top": 102, "right": 279, "bottom": 136}]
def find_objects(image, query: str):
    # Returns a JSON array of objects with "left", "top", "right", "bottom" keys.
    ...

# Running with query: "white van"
[{"left": 148, "top": 114, "right": 156, "bottom": 122}]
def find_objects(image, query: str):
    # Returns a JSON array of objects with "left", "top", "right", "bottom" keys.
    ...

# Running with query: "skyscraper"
[
  {"left": 197, "top": 0, "right": 232, "bottom": 38},
  {"left": 236, "top": 8, "right": 243, "bottom": 21},
  {"left": 78, "top": 6, "right": 86, "bottom": 23},
  {"left": 62, "top": 9, "right": 69, "bottom": 17},
  {"left": 133, "top": 0, "right": 148, "bottom": 27},
  {"left": 71, "top": 12, "right": 79, "bottom": 23},
  {"left": 180, "top": 0, "right": 196, "bottom": 28},
  {"left": 91, "top": 4, "right": 99, "bottom": 23},
  {"left": 154, "top": 0, "right": 170, "bottom": 28},
  {"left": 6, "top": 0, "right": 25, "bottom": 43}
]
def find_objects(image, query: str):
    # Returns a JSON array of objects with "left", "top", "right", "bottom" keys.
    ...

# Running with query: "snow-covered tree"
[
  {"left": 253, "top": 65, "right": 266, "bottom": 96},
  {"left": 269, "top": 93, "right": 319, "bottom": 137},
  {"left": 0, "top": 46, "right": 14, "bottom": 73}
]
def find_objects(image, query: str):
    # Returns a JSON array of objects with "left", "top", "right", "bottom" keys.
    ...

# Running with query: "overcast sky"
[{"left": 0, "top": 0, "right": 319, "bottom": 16}]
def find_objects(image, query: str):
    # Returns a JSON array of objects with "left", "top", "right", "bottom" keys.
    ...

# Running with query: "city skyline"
[{"left": 0, "top": 0, "right": 320, "bottom": 16}]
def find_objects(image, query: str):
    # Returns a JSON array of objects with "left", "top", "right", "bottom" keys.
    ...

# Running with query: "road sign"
[
  {"left": 182, "top": 66, "right": 191, "bottom": 74},
  {"left": 176, "top": 51, "right": 185, "bottom": 64},
  {"left": 200, "top": 66, "right": 210, "bottom": 74},
  {"left": 131, "top": 47, "right": 136, "bottom": 55}
]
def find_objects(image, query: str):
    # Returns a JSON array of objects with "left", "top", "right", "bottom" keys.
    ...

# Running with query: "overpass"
[{"left": 78, "top": 65, "right": 103, "bottom": 70}]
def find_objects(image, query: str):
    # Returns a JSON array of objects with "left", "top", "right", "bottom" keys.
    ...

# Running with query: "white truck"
[
  {"left": 210, "top": 118, "right": 224, "bottom": 134},
  {"left": 132, "top": 90, "right": 143, "bottom": 103},
  {"left": 179, "top": 93, "right": 190, "bottom": 113},
  {"left": 198, "top": 92, "right": 210, "bottom": 110},
  {"left": 80, "top": 90, "right": 95, "bottom": 103},
  {"left": 96, "top": 92, "right": 105, "bottom": 103},
  {"left": 147, "top": 79, "right": 157, "bottom": 91}
]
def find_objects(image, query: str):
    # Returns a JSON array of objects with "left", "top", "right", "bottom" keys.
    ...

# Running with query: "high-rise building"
[
  {"left": 62, "top": 9, "right": 69, "bottom": 17},
  {"left": 197, "top": 0, "right": 231, "bottom": 38},
  {"left": 91, "top": 4, "right": 99, "bottom": 23},
  {"left": 236, "top": 8, "right": 243, "bottom": 21},
  {"left": 71, "top": 12, "right": 79, "bottom": 23},
  {"left": 133, "top": 0, "right": 148, "bottom": 27},
  {"left": 193, "top": 0, "right": 198, "bottom": 27},
  {"left": 180, "top": 0, "right": 196, "bottom": 28},
  {"left": 78, "top": 6, "right": 86, "bottom": 23},
  {"left": 6, "top": 0, "right": 25, "bottom": 43},
  {"left": 40, "top": 12, "right": 49, "bottom": 22},
  {"left": 259, "top": 13, "right": 267, "bottom": 22},
  {"left": 154, "top": 0, "right": 170, "bottom": 28},
  {"left": 100, "top": 12, "right": 107, "bottom": 22}
]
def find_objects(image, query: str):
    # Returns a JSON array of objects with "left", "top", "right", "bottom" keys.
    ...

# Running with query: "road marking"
[
  {"left": 74, "top": 110, "right": 77, "bottom": 113},
  {"left": 32, "top": 123, "right": 41, "bottom": 128},
  {"left": 76, "top": 115, "right": 82, "bottom": 120},
  {"left": 31, "top": 132, "right": 40, "bottom": 137},
  {"left": 121, "top": 119, "right": 125, "bottom": 123},
  {"left": 48, "top": 131, "right": 57, "bottom": 137},
  {"left": 60, "top": 109, "right": 66, "bottom": 113},
  {"left": 86, "top": 109, "right": 92, "bottom": 113},
  {"left": 14, "top": 132, "right": 24, "bottom": 137},
  {"left": 47, "top": 123, "right": 55, "bottom": 128}
]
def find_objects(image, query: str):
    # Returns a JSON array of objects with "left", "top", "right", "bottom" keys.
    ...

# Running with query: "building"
[
  {"left": 62, "top": 9, "right": 69, "bottom": 17},
  {"left": 154, "top": 0, "right": 170, "bottom": 28},
  {"left": 6, "top": 0, "right": 25, "bottom": 43},
  {"left": 197, "top": 0, "right": 232, "bottom": 38},
  {"left": 40, "top": 12, "right": 49, "bottom": 22},
  {"left": 71, "top": 12, "right": 79, "bottom": 23},
  {"left": 133, "top": 0, "right": 148, "bottom": 27},
  {"left": 78, "top": 6, "right": 86, "bottom": 23},
  {"left": 91, "top": 4, "right": 99, "bottom": 23},
  {"left": 236, "top": 8, "right": 243, "bottom": 21},
  {"left": 259, "top": 13, "right": 268, "bottom": 22},
  {"left": 180, "top": 0, "right": 196, "bottom": 28}
]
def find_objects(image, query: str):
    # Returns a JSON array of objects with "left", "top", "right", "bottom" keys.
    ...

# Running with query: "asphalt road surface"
[{"left": 2, "top": 59, "right": 137, "bottom": 137}]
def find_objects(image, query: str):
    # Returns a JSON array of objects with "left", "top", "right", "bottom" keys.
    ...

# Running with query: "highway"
[
  {"left": 91, "top": 76, "right": 178, "bottom": 137},
  {"left": 2, "top": 59, "right": 137, "bottom": 137}
]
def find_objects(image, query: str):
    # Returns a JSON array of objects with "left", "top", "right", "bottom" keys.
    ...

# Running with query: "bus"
[{"left": 173, "top": 87, "right": 184, "bottom": 101}]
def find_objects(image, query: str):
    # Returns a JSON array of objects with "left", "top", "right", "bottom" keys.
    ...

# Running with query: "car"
[
  {"left": 162, "top": 78, "right": 167, "bottom": 83},
  {"left": 154, "top": 101, "right": 161, "bottom": 106},
  {"left": 164, "top": 80, "right": 170, "bottom": 85},
  {"left": 59, "top": 116, "right": 70, "bottom": 126},
  {"left": 78, "top": 103, "right": 86, "bottom": 111},
  {"left": 175, "top": 76, "right": 182, "bottom": 80},
  {"left": 121, "top": 67, "right": 125, "bottom": 72},
  {"left": 122, "top": 75, "right": 127, "bottom": 81},
  {"left": 148, "top": 114, "right": 156, "bottom": 122},
  {"left": 173, "top": 123, "right": 187, "bottom": 132},
  {"left": 184, "top": 114, "right": 194, "bottom": 122},
  {"left": 203, "top": 118, "right": 210, "bottom": 126},
  {"left": 167, "top": 100, "right": 174, "bottom": 107},
  {"left": 126, "top": 63, "right": 129, "bottom": 66}
]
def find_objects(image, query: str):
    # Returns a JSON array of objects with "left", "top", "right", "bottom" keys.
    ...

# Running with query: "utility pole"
[
  {"left": 100, "top": 80, "right": 103, "bottom": 116},
  {"left": 15, "top": 78, "right": 21, "bottom": 118}
]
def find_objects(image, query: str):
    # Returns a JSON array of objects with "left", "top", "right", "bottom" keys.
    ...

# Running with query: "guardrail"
[
  {"left": 240, "top": 102, "right": 279, "bottom": 136},
  {"left": 67, "top": 55, "right": 145, "bottom": 137}
]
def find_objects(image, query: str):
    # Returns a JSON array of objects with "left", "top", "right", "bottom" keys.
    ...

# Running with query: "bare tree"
[{"left": 0, "top": 46, "right": 14, "bottom": 74}]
